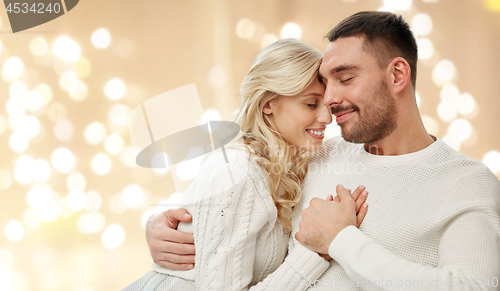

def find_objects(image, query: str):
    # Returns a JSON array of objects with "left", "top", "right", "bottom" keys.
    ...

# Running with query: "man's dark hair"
[{"left": 325, "top": 11, "right": 418, "bottom": 89}]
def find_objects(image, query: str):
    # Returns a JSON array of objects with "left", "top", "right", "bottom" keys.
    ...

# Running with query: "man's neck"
[{"left": 363, "top": 121, "right": 435, "bottom": 156}]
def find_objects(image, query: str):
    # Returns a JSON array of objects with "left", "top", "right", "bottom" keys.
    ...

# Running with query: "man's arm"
[
  {"left": 146, "top": 208, "right": 195, "bottom": 270},
  {"left": 146, "top": 185, "right": 369, "bottom": 271},
  {"left": 297, "top": 173, "right": 500, "bottom": 290}
]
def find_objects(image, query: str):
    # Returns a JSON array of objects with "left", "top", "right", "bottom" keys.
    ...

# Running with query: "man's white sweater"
[{"left": 287, "top": 136, "right": 500, "bottom": 290}]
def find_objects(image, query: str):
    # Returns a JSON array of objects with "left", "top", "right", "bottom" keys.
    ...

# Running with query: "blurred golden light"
[
  {"left": 448, "top": 119, "right": 473, "bottom": 142},
  {"left": 281, "top": 22, "right": 302, "bottom": 39},
  {"left": 2, "top": 56, "right": 25, "bottom": 82},
  {"left": 85, "top": 190, "right": 102, "bottom": 212},
  {"left": 383, "top": 0, "right": 412, "bottom": 11},
  {"left": 75, "top": 285, "right": 95, "bottom": 291},
  {"left": 484, "top": 0, "right": 500, "bottom": 11},
  {"left": 84, "top": 121, "right": 107, "bottom": 145},
  {"left": 46, "top": 101, "right": 67, "bottom": 122},
  {"left": 9, "top": 81, "right": 28, "bottom": 99},
  {"left": 120, "top": 147, "right": 137, "bottom": 167},
  {"left": 0, "top": 264, "right": 11, "bottom": 290},
  {"left": 109, "top": 194, "right": 127, "bottom": 214},
  {"left": 91, "top": 28, "right": 112, "bottom": 49},
  {"left": 108, "top": 103, "right": 131, "bottom": 127},
  {"left": 11, "top": 268, "right": 31, "bottom": 291},
  {"left": 260, "top": 34, "right": 278, "bottom": 49},
  {"left": 104, "top": 133, "right": 125, "bottom": 155},
  {"left": 0, "top": 115, "right": 6, "bottom": 136},
  {"left": 39, "top": 201, "right": 60, "bottom": 222},
  {"left": 67, "top": 190, "right": 88, "bottom": 211},
  {"left": 45, "top": 268, "right": 65, "bottom": 290},
  {"left": 0, "top": 39, "right": 2, "bottom": 54},
  {"left": 207, "top": 67, "right": 227, "bottom": 88},
  {"left": 35, "top": 83, "right": 53, "bottom": 104},
  {"left": 0, "top": 250, "right": 14, "bottom": 267},
  {"left": 6, "top": 97, "right": 26, "bottom": 118},
  {"left": 8, "top": 116, "right": 23, "bottom": 132},
  {"left": 101, "top": 224, "right": 125, "bottom": 250},
  {"left": 59, "top": 70, "right": 79, "bottom": 90},
  {"left": 26, "top": 184, "right": 55, "bottom": 207},
  {"left": 14, "top": 155, "right": 35, "bottom": 184},
  {"left": 58, "top": 198, "right": 74, "bottom": 218},
  {"left": 423, "top": 0, "right": 439, "bottom": 2},
  {"left": 76, "top": 212, "right": 106, "bottom": 234},
  {"left": 29, "top": 36, "right": 49, "bottom": 56},
  {"left": 51, "top": 147, "right": 77, "bottom": 174},
  {"left": 122, "top": 184, "right": 145, "bottom": 208},
  {"left": 9, "top": 132, "right": 29, "bottom": 153},
  {"left": 52, "top": 36, "right": 81, "bottom": 63},
  {"left": 378, "top": 6, "right": 395, "bottom": 13},
  {"left": 437, "top": 100, "right": 457, "bottom": 122},
  {"left": 66, "top": 172, "right": 87, "bottom": 191},
  {"left": 23, "top": 208, "right": 42, "bottom": 228},
  {"left": 72, "top": 58, "right": 92, "bottom": 78},
  {"left": 24, "top": 90, "right": 45, "bottom": 112},
  {"left": 0, "top": 170, "right": 12, "bottom": 190},
  {"left": 411, "top": 13, "right": 432, "bottom": 36},
  {"left": 455, "top": 93, "right": 477, "bottom": 116},
  {"left": 433, "top": 60, "right": 456, "bottom": 86},
  {"left": 69, "top": 80, "right": 89, "bottom": 101},
  {"left": 91, "top": 153, "right": 112, "bottom": 175},
  {"left": 236, "top": 19, "right": 256, "bottom": 39},
  {"left": 104, "top": 78, "right": 126, "bottom": 100},
  {"left": 440, "top": 83, "right": 460, "bottom": 102},
  {"left": 483, "top": 151, "right": 500, "bottom": 174},
  {"left": 33, "top": 159, "right": 52, "bottom": 183},
  {"left": 417, "top": 38, "right": 434, "bottom": 60},
  {"left": 17, "top": 115, "right": 41, "bottom": 139},
  {"left": 53, "top": 119, "right": 74, "bottom": 141},
  {"left": 4, "top": 220, "right": 24, "bottom": 242}
]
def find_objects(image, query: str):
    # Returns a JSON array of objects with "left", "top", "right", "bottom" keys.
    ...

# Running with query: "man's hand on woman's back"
[{"left": 146, "top": 208, "right": 196, "bottom": 270}]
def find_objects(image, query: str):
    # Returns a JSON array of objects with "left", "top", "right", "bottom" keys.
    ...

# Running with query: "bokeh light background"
[{"left": 1, "top": 0, "right": 500, "bottom": 290}]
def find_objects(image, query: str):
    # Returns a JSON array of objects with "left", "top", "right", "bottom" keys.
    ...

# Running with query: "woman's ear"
[{"left": 262, "top": 100, "right": 273, "bottom": 115}]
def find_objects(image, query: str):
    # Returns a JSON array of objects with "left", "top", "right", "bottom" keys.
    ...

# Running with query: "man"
[{"left": 146, "top": 12, "right": 500, "bottom": 290}]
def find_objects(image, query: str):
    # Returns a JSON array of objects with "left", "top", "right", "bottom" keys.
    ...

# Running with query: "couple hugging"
[{"left": 124, "top": 11, "right": 500, "bottom": 291}]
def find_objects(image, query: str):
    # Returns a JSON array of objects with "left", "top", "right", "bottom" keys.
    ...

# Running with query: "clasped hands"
[
  {"left": 146, "top": 184, "right": 368, "bottom": 269},
  {"left": 295, "top": 184, "right": 368, "bottom": 258}
]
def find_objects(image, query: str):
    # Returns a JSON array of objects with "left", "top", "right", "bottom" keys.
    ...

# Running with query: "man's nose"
[{"left": 323, "top": 84, "right": 343, "bottom": 109}]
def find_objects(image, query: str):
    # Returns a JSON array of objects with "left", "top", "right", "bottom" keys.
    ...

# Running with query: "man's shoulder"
[{"left": 433, "top": 141, "right": 494, "bottom": 177}]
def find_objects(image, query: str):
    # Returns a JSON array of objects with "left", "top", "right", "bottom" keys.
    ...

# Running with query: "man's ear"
[{"left": 388, "top": 57, "right": 411, "bottom": 94}]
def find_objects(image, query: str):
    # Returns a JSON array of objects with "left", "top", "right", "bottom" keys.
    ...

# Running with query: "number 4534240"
[{"left": 6, "top": 3, "right": 62, "bottom": 14}]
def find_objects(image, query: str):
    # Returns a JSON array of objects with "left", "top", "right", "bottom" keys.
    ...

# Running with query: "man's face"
[{"left": 319, "top": 36, "right": 397, "bottom": 144}]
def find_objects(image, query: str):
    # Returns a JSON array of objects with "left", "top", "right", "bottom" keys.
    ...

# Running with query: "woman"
[{"left": 123, "top": 39, "right": 368, "bottom": 290}]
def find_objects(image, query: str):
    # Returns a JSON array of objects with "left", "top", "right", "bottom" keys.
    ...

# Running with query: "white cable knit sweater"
[
  {"left": 288, "top": 136, "right": 500, "bottom": 290},
  {"left": 152, "top": 147, "right": 330, "bottom": 290}
]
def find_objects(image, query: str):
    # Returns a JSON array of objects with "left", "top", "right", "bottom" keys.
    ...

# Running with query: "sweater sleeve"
[
  {"left": 327, "top": 170, "right": 500, "bottom": 291},
  {"left": 188, "top": 152, "right": 329, "bottom": 291}
]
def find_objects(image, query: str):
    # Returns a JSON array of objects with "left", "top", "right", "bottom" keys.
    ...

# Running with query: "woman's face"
[{"left": 264, "top": 78, "right": 332, "bottom": 152}]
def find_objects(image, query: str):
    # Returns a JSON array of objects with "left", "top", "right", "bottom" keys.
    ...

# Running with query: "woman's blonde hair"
[{"left": 233, "top": 38, "right": 323, "bottom": 233}]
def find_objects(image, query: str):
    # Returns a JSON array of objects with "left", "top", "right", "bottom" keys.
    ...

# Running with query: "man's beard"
[{"left": 334, "top": 79, "right": 397, "bottom": 144}]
